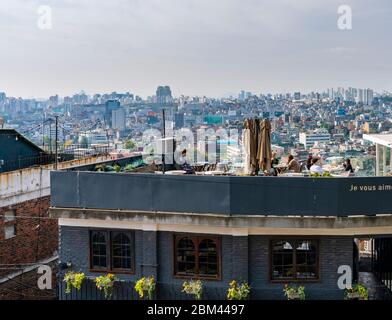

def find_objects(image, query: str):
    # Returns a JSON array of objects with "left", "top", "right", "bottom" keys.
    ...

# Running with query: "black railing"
[
  {"left": 372, "top": 238, "right": 392, "bottom": 294},
  {"left": 57, "top": 279, "right": 225, "bottom": 300},
  {"left": 1, "top": 144, "right": 110, "bottom": 172}
]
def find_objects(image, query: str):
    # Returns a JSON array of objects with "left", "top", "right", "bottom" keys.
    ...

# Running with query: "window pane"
[
  {"left": 4, "top": 225, "right": 16, "bottom": 239},
  {"left": 296, "top": 241, "right": 318, "bottom": 279},
  {"left": 271, "top": 241, "right": 294, "bottom": 279},
  {"left": 199, "top": 239, "right": 218, "bottom": 277},
  {"left": 112, "top": 232, "right": 133, "bottom": 271},
  {"left": 176, "top": 237, "right": 196, "bottom": 275},
  {"left": 4, "top": 210, "right": 15, "bottom": 222},
  {"left": 91, "top": 231, "right": 107, "bottom": 269}
]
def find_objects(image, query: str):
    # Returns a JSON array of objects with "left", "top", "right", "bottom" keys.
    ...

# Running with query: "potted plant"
[
  {"left": 345, "top": 284, "right": 368, "bottom": 300},
  {"left": 283, "top": 284, "right": 306, "bottom": 300},
  {"left": 227, "top": 280, "right": 250, "bottom": 300},
  {"left": 182, "top": 280, "right": 203, "bottom": 300},
  {"left": 95, "top": 273, "right": 116, "bottom": 300},
  {"left": 63, "top": 271, "right": 86, "bottom": 294},
  {"left": 135, "top": 276, "right": 156, "bottom": 300}
]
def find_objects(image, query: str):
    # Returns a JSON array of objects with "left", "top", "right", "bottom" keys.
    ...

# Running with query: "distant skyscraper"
[
  {"left": 174, "top": 112, "right": 185, "bottom": 129},
  {"left": 156, "top": 86, "right": 173, "bottom": 104},
  {"left": 357, "top": 89, "right": 364, "bottom": 103},
  {"left": 111, "top": 108, "right": 126, "bottom": 131},
  {"left": 105, "top": 100, "right": 120, "bottom": 126},
  {"left": 365, "top": 88, "right": 374, "bottom": 105},
  {"left": 238, "top": 90, "right": 245, "bottom": 101},
  {"left": 49, "top": 95, "right": 59, "bottom": 107},
  {"left": 294, "top": 92, "right": 301, "bottom": 100}
]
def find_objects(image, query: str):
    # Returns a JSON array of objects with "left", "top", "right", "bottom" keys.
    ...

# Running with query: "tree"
[{"left": 125, "top": 139, "right": 136, "bottom": 150}]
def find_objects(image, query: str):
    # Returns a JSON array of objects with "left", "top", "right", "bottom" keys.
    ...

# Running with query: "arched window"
[
  {"left": 176, "top": 237, "right": 196, "bottom": 275},
  {"left": 112, "top": 232, "right": 133, "bottom": 271},
  {"left": 90, "top": 230, "right": 135, "bottom": 272},
  {"left": 175, "top": 235, "right": 220, "bottom": 279},
  {"left": 271, "top": 240, "right": 318, "bottom": 281},
  {"left": 91, "top": 231, "right": 108, "bottom": 269}
]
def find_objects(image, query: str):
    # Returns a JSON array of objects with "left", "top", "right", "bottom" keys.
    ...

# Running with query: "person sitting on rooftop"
[
  {"left": 306, "top": 154, "right": 313, "bottom": 170},
  {"left": 343, "top": 158, "right": 354, "bottom": 173},
  {"left": 310, "top": 157, "right": 324, "bottom": 175},
  {"left": 178, "top": 149, "right": 194, "bottom": 174},
  {"left": 286, "top": 154, "right": 301, "bottom": 173}
]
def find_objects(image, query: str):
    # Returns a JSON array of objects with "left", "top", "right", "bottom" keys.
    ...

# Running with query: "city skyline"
[
  {"left": 1, "top": 0, "right": 392, "bottom": 99},
  {"left": 0, "top": 85, "right": 387, "bottom": 101}
]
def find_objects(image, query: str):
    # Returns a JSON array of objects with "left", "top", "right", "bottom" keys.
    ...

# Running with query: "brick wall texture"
[
  {"left": 0, "top": 196, "right": 58, "bottom": 278},
  {"left": 59, "top": 226, "right": 353, "bottom": 300}
]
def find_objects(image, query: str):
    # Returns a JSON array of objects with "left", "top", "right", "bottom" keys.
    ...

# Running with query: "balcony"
[{"left": 50, "top": 171, "right": 392, "bottom": 217}]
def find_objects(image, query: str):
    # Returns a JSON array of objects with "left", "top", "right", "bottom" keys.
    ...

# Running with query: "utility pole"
[
  {"left": 162, "top": 109, "right": 166, "bottom": 174},
  {"left": 55, "top": 115, "right": 58, "bottom": 170},
  {"left": 42, "top": 118, "right": 45, "bottom": 149},
  {"left": 49, "top": 120, "right": 52, "bottom": 153}
]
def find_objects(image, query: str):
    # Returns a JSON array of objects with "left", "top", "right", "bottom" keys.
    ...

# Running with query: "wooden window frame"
[
  {"left": 270, "top": 238, "right": 320, "bottom": 283},
  {"left": 89, "top": 229, "right": 135, "bottom": 275},
  {"left": 173, "top": 234, "right": 221, "bottom": 281}
]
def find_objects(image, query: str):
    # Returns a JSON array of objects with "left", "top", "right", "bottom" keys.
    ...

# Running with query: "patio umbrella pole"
[{"left": 162, "top": 109, "right": 166, "bottom": 174}]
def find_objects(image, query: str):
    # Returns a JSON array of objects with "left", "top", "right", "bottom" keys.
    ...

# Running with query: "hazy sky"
[{"left": 0, "top": 0, "right": 391, "bottom": 98}]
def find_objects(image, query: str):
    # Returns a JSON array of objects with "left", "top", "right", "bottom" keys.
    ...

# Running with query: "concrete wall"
[
  {"left": 58, "top": 225, "right": 353, "bottom": 300},
  {"left": 0, "top": 155, "right": 112, "bottom": 208}
]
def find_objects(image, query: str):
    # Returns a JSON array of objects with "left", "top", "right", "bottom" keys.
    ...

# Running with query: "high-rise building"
[
  {"left": 105, "top": 100, "right": 120, "bottom": 126},
  {"left": 49, "top": 95, "right": 59, "bottom": 107},
  {"left": 294, "top": 92, "right": 301, "bottom": 100},
  {"left": 111, "top": 108, "right": 126, "bottom": 131},
  {"left": 156, "top": 86, "right": 173, "bottom": 104},
  {"left": 365, "top": 88, "right": 374, "bottom": 106},
  {"left": 174, "top": 112, "right": 185, "bottom": 129}
]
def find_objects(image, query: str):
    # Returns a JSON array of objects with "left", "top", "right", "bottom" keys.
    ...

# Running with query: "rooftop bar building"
[
  {"left": 50, "top": 163, "right": 392, "bottom": 300},
  {"left": 364, "top": 133, "right": 392, "bottom": 176}
]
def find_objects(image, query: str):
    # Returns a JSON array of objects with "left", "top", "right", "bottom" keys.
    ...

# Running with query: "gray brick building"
[{"left": 50, "top": 170, "right": 392, "bottom": 300}]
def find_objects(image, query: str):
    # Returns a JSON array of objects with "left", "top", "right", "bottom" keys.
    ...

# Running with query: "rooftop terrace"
[{"left": 51, "top": 169, "right": 392, "bottom": 217}]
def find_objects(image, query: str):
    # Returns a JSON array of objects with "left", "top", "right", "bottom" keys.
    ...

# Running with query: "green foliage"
[
  {"left": 227, "top": 280, "right": 250, "bottom": 300},
  {"left": 63, "top": 271, "right": 86, "bottom": 294},
  {"left": 283, "top": 284, "right": 306, "bottom": 300},
  {"left": 345, "top": 284, "right": 368, "bottom": 300},
  {"left": 125, "top": 139, "right": 136, "bottom": 150},
  {"left": 310, "top": 171, "right": 331, "bottom": 177},
  {"left": 95, "top": 273, "right": 116, "bottom": 299},
  {"left": 135, "top": 276, "right": 156, "bottom": 300},
  {"left": 182, "top": 280, "right": 203, "bottom": 300}
]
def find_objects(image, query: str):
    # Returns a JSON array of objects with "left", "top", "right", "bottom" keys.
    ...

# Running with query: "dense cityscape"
[
  {"left": 1, "top": 86, "right": 392, "bottom": 176},
  {"left": 2, "top": 0, "right": 392, "bottom": 311}
]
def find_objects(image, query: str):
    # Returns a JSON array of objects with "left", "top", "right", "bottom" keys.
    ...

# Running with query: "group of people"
[
  {"left": 271, "top": 153, "right": 355, "bottom": 176},
  {"left": 176, "top": 149, "right": 355, "bottom": 177}
]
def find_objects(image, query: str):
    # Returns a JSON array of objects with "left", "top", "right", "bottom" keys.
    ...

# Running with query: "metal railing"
[
  {"left": 57, "top": 279, "right": 225, "bottom": 300},
  {"left": 1, "top": 144, "right": 110, "bottom": 172}
]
